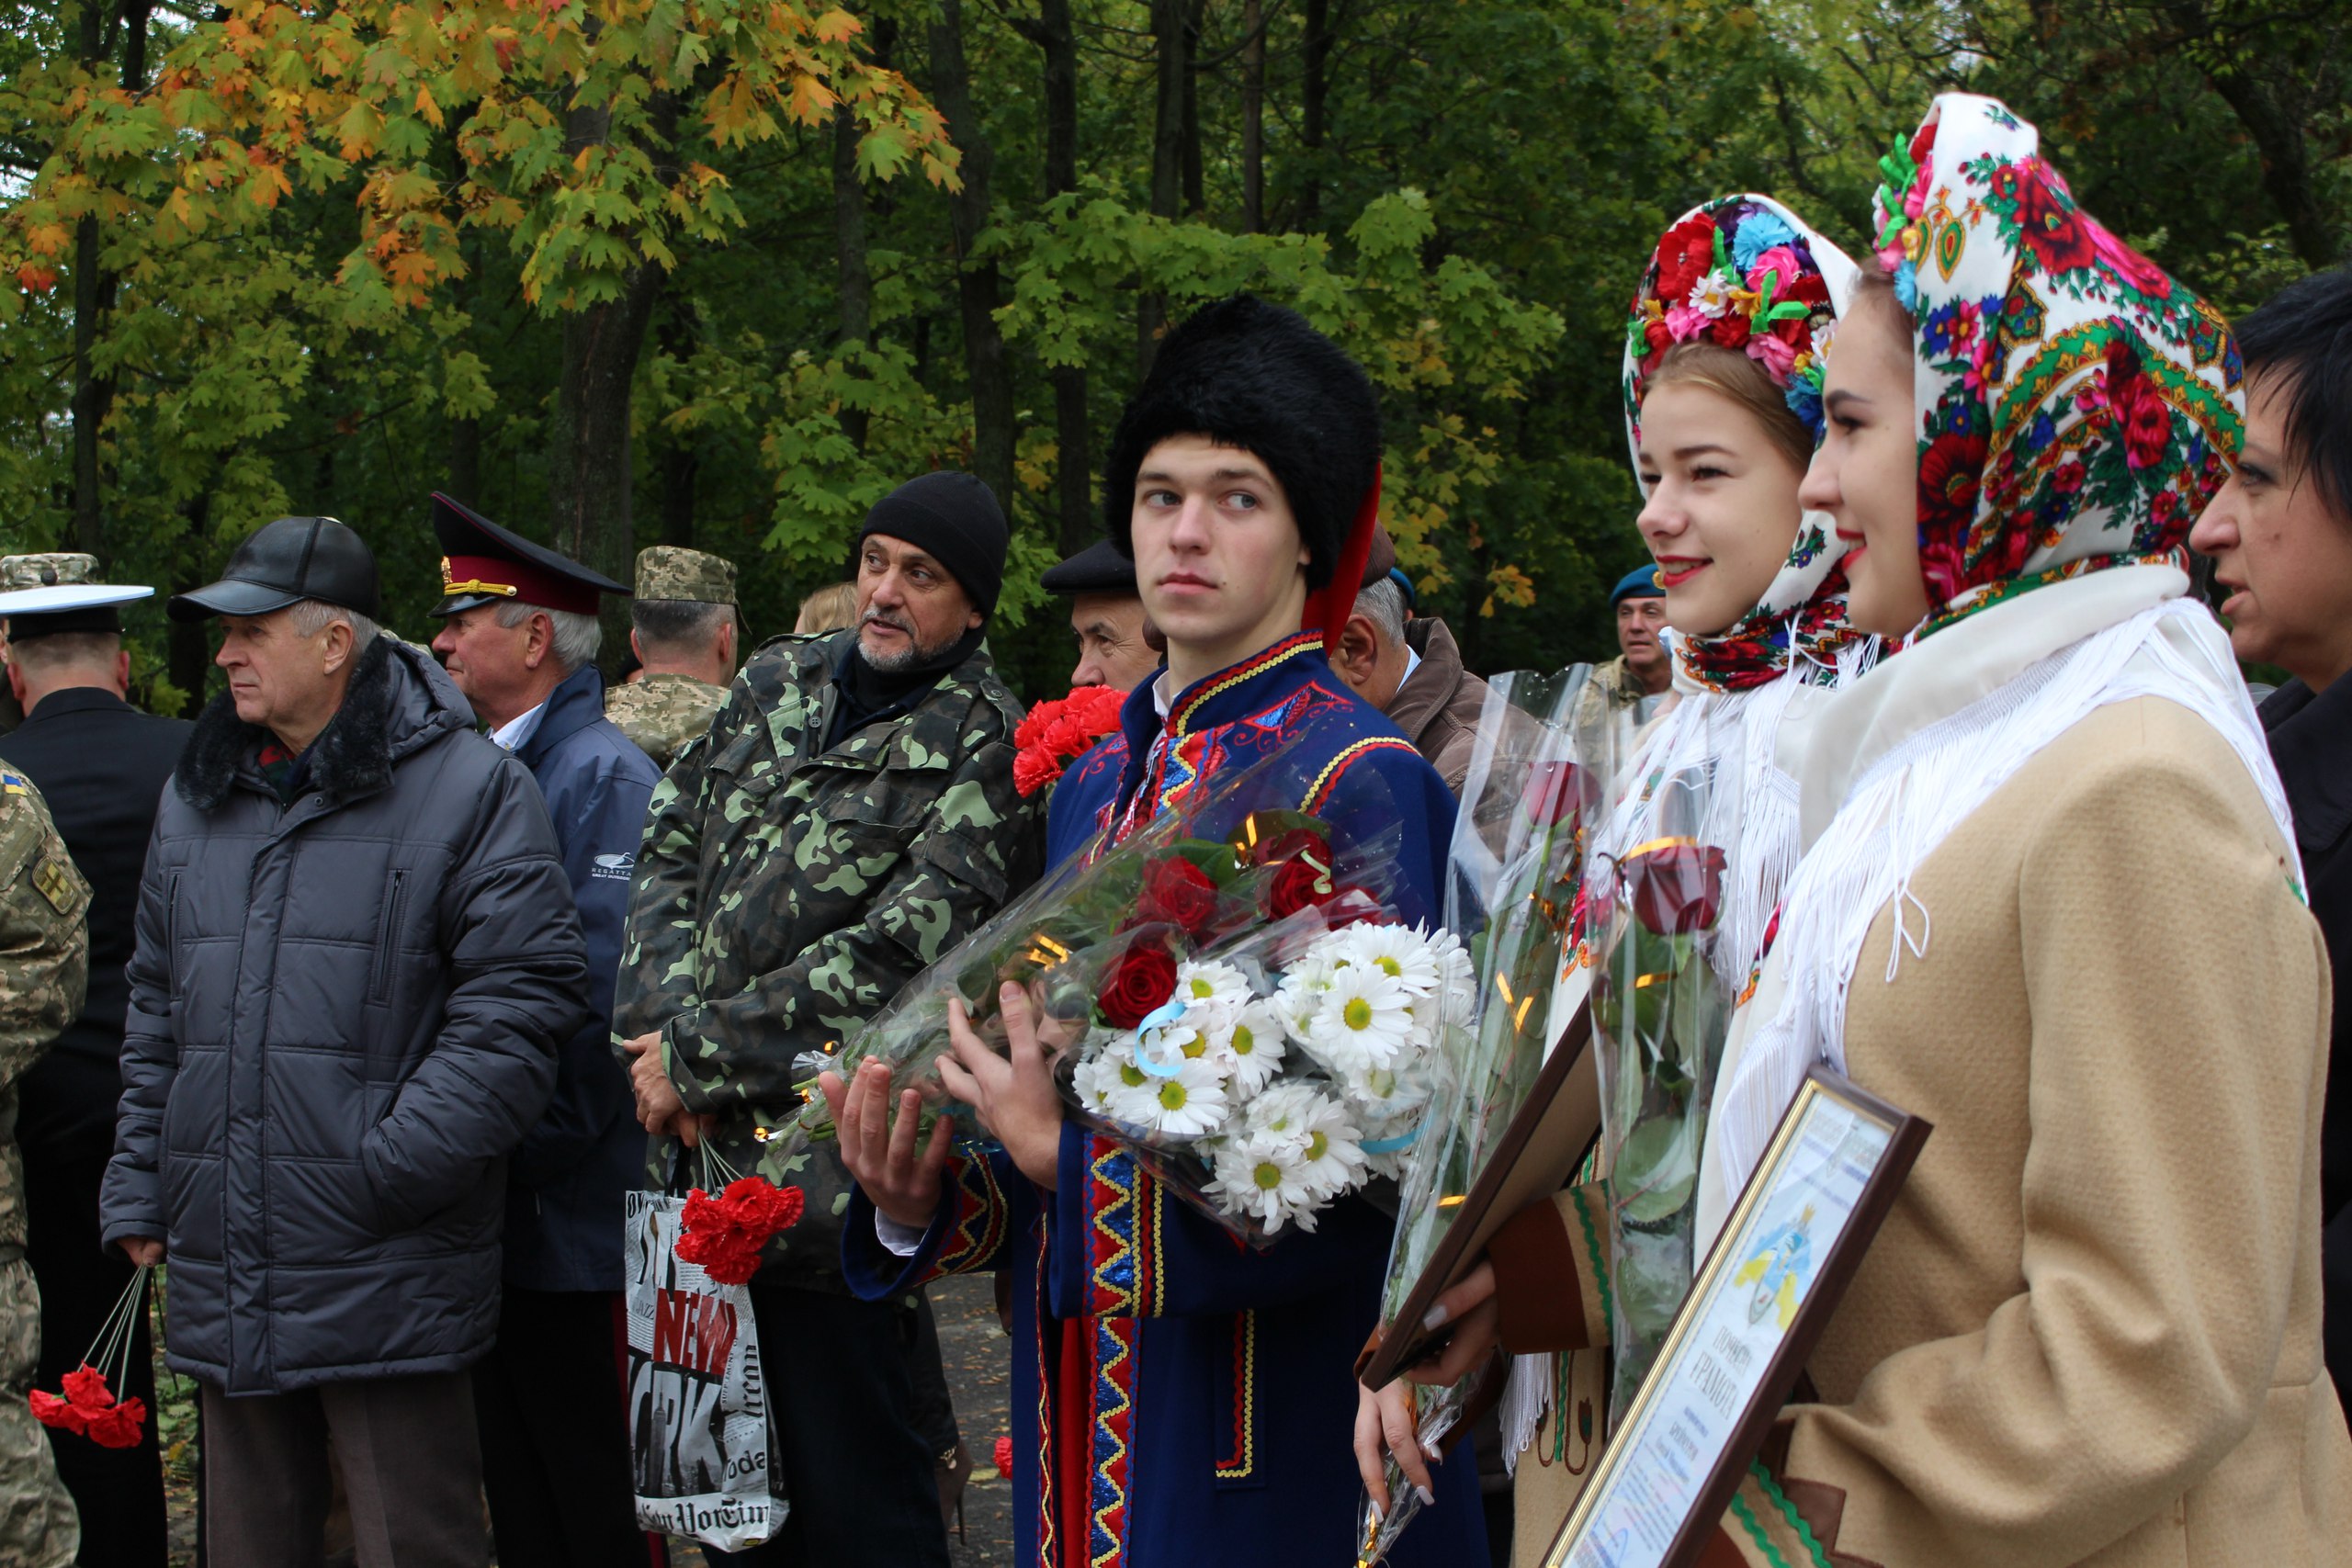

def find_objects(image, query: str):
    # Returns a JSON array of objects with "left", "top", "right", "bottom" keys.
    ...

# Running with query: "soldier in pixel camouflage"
[
  {"left": 0, "top": 765, "right": 91, "bottom": 1568},
  {"left": 615, "top": 470, "right": 1042, "bottom": 1567},
  {"left": 605, "top": 546, "right": 740, "bottom": 768}
]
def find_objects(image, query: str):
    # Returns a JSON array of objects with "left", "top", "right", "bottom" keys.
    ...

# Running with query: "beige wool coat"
[
  {"left": 1701, "top": 695, "right": 2352, "bottom": 1567},
  {"left": 1493, "top": 696, "right": 2352, "bottom": 1566}
]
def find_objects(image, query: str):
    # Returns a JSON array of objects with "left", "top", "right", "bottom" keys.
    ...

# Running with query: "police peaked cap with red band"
[
  {"left": 428, "top": 492, "right": 629, "bottom": 617},
  {"left": 1102, "top": 295, "right": 1384, "bottom": 652}
]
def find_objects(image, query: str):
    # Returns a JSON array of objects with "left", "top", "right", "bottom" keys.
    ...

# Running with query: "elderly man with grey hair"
[
  {"left": 423, "top": 493, "right": 666, "bottom": 1568},
  {"left": 1328, "top": 525, "right": 1494, "bottom": 793},
  {"left": 104, "top": 515, "right": 588, "bottom": 1566}
]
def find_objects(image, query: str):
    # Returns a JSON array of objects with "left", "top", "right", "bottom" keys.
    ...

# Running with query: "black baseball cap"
[{"left": 169, "top": 516, "right": 382, "bottom": 623}]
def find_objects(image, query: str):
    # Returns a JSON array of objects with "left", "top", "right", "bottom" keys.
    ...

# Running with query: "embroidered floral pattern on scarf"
[
  {"left": 1622, "top": 194, "right": 1868, "bottom": 692},
  {"left": 1871, "top": 95, "right": 2245, "bottom": 634}
]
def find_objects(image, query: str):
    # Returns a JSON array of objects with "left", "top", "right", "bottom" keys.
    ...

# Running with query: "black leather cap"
[
  {"left": 1039, "top": 537, "right": 1137, "bottom": 597},
  {"left": 168, "top": 516, "right": 381, "bottom": 623}
]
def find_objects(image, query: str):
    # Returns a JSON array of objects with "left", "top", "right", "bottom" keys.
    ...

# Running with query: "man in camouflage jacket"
[
  {"left": 616, "top": 470, "right": 1041, "bottom": 1567},
  {"left": 606, "top": 545, "right": 739, "bottom": 768},
  {"left": 0, "top": 768, "right": 90, "bottom": 1568}
]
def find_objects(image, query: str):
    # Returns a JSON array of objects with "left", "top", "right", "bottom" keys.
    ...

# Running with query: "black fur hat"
[{"left": 1102, "top": 295, "right": 1381, "bottom": 591}]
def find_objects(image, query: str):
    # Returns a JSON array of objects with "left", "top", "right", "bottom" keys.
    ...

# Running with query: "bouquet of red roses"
[
  {"left": 1361, "top": 662, "right": 1604, "bottom": 1564},
  {"left": 1582, "top": 716, "right": 1743, "bottom": 1412},
  {"left": 788, "top": 750, "right": 1469, "bottom": 1245},
  {"left": 1012, "top": 685, "right": 1126, "bottom": 797}
]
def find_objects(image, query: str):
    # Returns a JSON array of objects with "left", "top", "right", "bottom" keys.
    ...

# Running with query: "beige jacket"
[{"left": 1707, "top": 697, "right": 2351, "bottom": 1567}]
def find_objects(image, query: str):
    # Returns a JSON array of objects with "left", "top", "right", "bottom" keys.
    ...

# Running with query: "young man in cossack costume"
[{"left": 832, "top": 296, "right": 1485, "bottom": 1566}]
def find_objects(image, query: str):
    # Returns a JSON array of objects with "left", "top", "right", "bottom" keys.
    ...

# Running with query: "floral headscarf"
[
  {"left": 1621, "top": 194, "right": 1864, "bottom": 692},
  {"left": 1873, "top": 94, "right": 2245, "bottom": 635}
]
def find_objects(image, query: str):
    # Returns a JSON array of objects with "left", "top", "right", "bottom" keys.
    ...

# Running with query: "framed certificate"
[
  {"left": 1539, "top": 1066, "right": 1929, "bottom": 1568},
  {"left": 1358, "top": 980, "right": 1599, "bottom": 1388}
]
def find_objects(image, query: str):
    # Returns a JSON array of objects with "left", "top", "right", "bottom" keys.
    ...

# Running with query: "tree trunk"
[
  {"left": 1299, "top": 0, "right": 1331, "bottom": 229},
  {"left": 2197, "top": 63, "right": 2335, "bottom": 269},
  {"left": 548, "top": 264, "right": 664, "bottom": 580},
  {"left": 548, "top": 96, "right": 673, "bottom": 650},
  {"left": 1138, "top": 0, "right": 1189, "bottom": 376},
  {"left": 1241, "top": 0, "right": 1264, "bottom": 232},
  {"left": 654, "top": 297, "right": 699, "bottom": 547},
  {"left": 1021, "top": 0, "right": 1093, "bottom": 551},
  {"left": 1181, "top": 0, "right": 1204, "bottom": 214},
  {"left": 168, "top": 494, "right": 210, "bottom": 716},
  {"left": 70, "top": 0, "right": 148, "bottom": 560},
  {"left": 930, "top": 0, "right": 1016, "bottom": 515},
  {"left": 832, "top": 104, "right": 875, "bottom": 449}
]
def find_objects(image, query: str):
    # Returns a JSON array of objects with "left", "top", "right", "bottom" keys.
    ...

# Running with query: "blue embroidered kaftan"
[{"left": 843, "top": 632, "right": 1486, "bottom": 1567}]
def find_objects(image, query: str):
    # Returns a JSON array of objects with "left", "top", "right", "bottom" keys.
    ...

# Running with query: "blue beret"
[{"left": 1610, "top": 564, "right": 1663, "bottom": 606}]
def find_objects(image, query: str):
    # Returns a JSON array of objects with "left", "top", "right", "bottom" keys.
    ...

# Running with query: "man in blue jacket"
[{"left": 426, "top": 495, "right": 664, "bottom": 1568}]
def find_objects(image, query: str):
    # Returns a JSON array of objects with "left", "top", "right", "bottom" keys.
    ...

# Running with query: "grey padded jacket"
[{"left": 100, "top": 638, "right": 590, "bottom": 1393}]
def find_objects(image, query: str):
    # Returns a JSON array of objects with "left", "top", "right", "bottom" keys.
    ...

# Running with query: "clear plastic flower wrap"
[
  {"left": 784, "top": 747, "right": 1470, "bottom": 1247},
  {"left": 1582, "top": 701, "right": 1746, "bottom": 1414},
  {"left": 1356, "top": 664, "right": 1603, "bottom": 1565}
]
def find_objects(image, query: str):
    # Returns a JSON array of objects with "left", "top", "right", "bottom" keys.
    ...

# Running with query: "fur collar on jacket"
[{"left": 177, "top": 637, "right": 405, "bottom": 810}]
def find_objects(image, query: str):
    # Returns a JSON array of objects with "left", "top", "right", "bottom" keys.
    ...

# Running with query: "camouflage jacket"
[
  {"left": 613, "top": 631, "right": 1044, "bottom": 1291},
  {"left": 605, "top": 672, "right": 729, "bottom": 770},
  {"left": 0, "top": 771, "right": 88, "bottom": 1257}
]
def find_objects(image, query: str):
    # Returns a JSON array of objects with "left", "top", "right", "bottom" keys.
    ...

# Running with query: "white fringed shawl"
[{"left": 1702, "top": 566, "right": 2298, "bottom": 1237}]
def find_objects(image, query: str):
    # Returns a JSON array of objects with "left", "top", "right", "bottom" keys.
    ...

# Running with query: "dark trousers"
[
  {"left": 474, "top": 1288, "right": 666, "bottom": 1568},
  {"left": 200, "top": 1371, "right": 486, "bottom": 1568},
  {"left": 24, "top": 1145, "right": 166, "bottom": 1568},
  {"left": 703, "top": 1282, "right": 949, "bottom": 1568},
  {"left": 901, "top": 1289, "right": 960, "bottom": 1462}
]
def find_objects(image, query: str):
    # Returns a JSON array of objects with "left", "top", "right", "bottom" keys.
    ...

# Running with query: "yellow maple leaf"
[{"left": 415, "top": 84, "right": 444, "bottom": 129}]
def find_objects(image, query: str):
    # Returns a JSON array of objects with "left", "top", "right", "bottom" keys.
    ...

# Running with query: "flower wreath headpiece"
[
  {"left": 1621, "top": 195, "right": 1866, "bottom": 692},
  {"left": 1622, "top": 194, "right": 1855, "bottom": 446}
]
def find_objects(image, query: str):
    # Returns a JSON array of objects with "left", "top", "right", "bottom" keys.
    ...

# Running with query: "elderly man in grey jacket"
[{"left": 99, "top": 517, "right": 591, "bottom": 1568}]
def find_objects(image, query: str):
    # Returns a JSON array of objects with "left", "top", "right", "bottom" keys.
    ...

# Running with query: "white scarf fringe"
[{"left": 1709, "top": 598, "right": 2297, "bottom": 1202}]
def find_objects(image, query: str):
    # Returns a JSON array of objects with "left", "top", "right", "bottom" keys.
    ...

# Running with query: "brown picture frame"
[
  {"left": 1358, "top": 986, "right": 1600, "bottom": 1389},
  {"left": 1536, "top": 1066, "right": 1929, "bottom": 1568}
]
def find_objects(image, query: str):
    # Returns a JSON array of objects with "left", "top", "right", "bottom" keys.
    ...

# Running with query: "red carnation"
[
  {"left": 992, "top": 1436, "right": 1015, "bottom": 1477},
  {"left": 675, "top": 1177, "right": 808, "bottom": 1286},
  {"left": 1643, "top": 317, "right": 1674, "bottom": 358},
  {"left": 1138, "top": 856, "right": 1218, "bottom": 933},
  {"left": 1918, "top": 431, "right": 1989, "bottom": 537},
  {"left": 1709, "top": 311, "right": 1753, "bottom": 350},
  {"left": 1099, "top": 937, "right": 1178, "bottom": 1029},
  {"left": 1624, "top": 842, "right": 1728, "bottom": 936},
  {"left": 1655, "top": 214, "right": 1718, "bottom": 304},
  {"left": 30, "top": 1362, "right": 146, "bottom": 1448},
  {"left": 1013, "top": 686, "right": 1126, "bottom": 798}
]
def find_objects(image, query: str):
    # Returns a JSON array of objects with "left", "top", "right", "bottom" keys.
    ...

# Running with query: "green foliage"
[{"left": 0, "top": 0, "right": 2344, "bottom": 714}]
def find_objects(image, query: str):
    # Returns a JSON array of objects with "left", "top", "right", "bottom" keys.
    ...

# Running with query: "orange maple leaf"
[{"left": 15, "top": 265, "right": 58, "bottom": 294}]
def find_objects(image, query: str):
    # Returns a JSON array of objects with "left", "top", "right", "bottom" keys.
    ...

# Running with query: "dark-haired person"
[
  {"left": 826, "top": 296, "right": 1484, "bottom": 1567},
  {"left": 2190, "top": 261, "right": 2352, "bottom": 1410}
]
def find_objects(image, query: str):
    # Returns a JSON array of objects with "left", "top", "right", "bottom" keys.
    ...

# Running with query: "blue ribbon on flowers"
[
  {"left": 1361, "top": 1123, "right": 1422, "bottom": 1156},
  {"left": 1132, "top": 998, "right": 1190, "bottom": 1077}
]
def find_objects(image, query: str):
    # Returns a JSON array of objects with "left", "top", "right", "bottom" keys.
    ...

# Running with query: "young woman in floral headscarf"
[
  {"left": 1687, "top": 94, "right": 2350, "bottom": 1567},
  {"left": 1354, "top": 194, "right": 1874, "bottom": 1567}
]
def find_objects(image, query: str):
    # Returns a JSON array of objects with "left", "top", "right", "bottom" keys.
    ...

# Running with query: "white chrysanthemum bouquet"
[
  {"left": 1064, "top": 919, "right": 1470, "bottom": 1238},
  {"left": 789, "top": 748, "right": 1476, "bottom": 1247}
]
